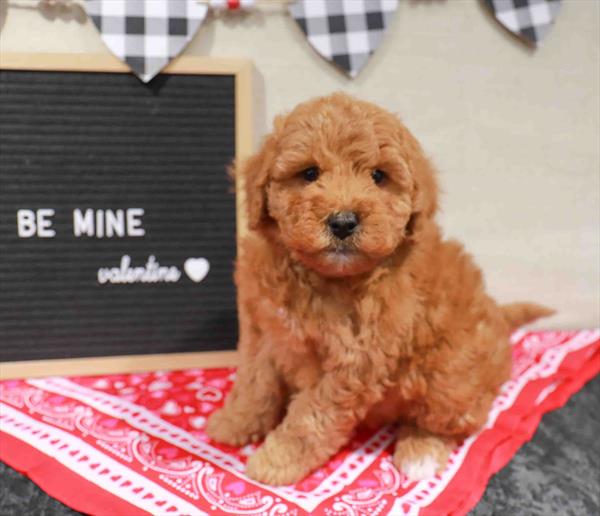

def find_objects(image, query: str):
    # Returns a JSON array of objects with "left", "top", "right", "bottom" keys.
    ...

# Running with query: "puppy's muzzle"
[{"left": 327, "top": 212, "right": 359, "bottom": 240}]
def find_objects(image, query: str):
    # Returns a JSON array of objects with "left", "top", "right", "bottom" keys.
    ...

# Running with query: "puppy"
[{"left": 206, "top": 93, "right": 553, "bottom": 485}]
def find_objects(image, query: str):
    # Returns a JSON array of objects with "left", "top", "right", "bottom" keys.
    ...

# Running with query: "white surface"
[{"left": 0, "top": 0, "right": 598, "bottom": 328}]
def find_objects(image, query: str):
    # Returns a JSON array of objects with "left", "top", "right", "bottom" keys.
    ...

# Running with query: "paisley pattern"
[{"left": 0, "top": 330, "right": 598, "bottom": 515}]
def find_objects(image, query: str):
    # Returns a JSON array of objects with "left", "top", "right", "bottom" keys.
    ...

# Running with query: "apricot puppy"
[{"left": 206, "top": 93, "right": 552, "bottom": 485}]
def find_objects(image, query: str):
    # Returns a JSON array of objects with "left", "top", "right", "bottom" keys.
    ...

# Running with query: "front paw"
[
  {"left": 393, "top": 428, "right": 453, "bottom": 482},
  {"left": 245, "top": 434, "right": 315, "bottom": 486},
  {"left": 206, "top": 408, "right": 262, "bottom": 447}
]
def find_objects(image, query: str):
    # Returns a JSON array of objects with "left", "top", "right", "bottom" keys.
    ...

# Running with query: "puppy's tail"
[{"left": 501, "top": 302, "right": 555, "bottom": 330}]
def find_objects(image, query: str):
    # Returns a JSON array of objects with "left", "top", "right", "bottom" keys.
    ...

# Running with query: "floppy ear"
[
  {"left": 409, "top": 150, "right": 439, "bottom": 220},
  {"left": 399, "top": 125, "right": 439, "bottom": 220},
  {"left": 242, "top": 134, "right": 277, "bottom": 230},
  {"left": 396, "top": 124, "right": 439, "bottom": 241}
]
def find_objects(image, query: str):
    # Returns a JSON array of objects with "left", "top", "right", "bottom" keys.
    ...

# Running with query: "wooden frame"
[{"left": 0, "top": 53, "right": 252, "bottom": 379}]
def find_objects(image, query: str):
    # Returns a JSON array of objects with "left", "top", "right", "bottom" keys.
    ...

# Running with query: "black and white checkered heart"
[
  {"left": 289, "top": 0, "right": 399, "bottom": 77},
  {"left": 85, "top": 0, "right": 208, "bottom": 82},
  {"left": 485, "top": 0, "right": 561, "bottom": 46}
]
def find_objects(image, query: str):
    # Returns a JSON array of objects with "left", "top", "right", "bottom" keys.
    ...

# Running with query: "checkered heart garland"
[
  {"left": 81, "top": 0, "right": 563, "bottom": 83},
  {"left": 85, "top": 0, "right": 209, "bottom": 83},
  {"left": 484, "top": 0, "right": 562, "bottom": 46},
  {"left": 287, "top": 0, "right": 561, "bottom": 77},
  {"left": 289, "top": 0, "right": 400, "bottom": 78}
]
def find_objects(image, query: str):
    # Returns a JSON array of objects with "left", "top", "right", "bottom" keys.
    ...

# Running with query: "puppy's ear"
[
  {"left": 399, "top": 125, "right": 438, "bottom": 220},
  {"left": 242, "top": 134, "right": 277, "bottom": 230},
  {"left": 409, "top": 150, "right": 438, "bottom": 220},
  {"left": 395, "top": 122, "right": 439, "bottom": 242}
]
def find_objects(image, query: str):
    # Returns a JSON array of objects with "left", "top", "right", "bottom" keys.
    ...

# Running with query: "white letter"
[
  {"left": 105, "top": 209, "right": 125, "bottom": 238},
  {"left": 97, "top": 269, "right": 108, "bottom": 284},
  {"left": 120, "top": 255, "right": 131, "bottom": 276},
  {"left": 109, "top": 268, "right": 120, "bottom": 283},
  {"left": 73, "top": 209, "right": 94, "bottom": 237},
  {"left": 95, "top": 209, "right": 104, "bottom": 238},
  {"left": 17, "top": 209, "right": 36, "bottom": 238},
  {"left": 127, "top": 208, "right": 145, "bottom": 237},
  {"left": 167, "top": 267, "right": 181, "bottom": 282},
  {"left": 36, "top": 209, "right": 55, "bottom": 238}
]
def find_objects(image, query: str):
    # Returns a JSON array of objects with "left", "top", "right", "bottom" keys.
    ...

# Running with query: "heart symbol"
[
  {"left": 184, "top": 258, "right": 210, "bottom": 283},
  {"left": 101, "top": 418, "right": 119, "bottom": 428},
  {"left": 189, "top": 416, "right": 206, "bottom": 429},
  {"left": 226, "top": 481, "right": 246, "bottom": 496},
  {"left": 85, "top": 1, "right": 208, "bottom": 83},
  {"left": 92, "top": 379, "right": 109, "bottom": 389},
  {"left": 200, "top": 402, "right": 214, "bottom": 413},
  {"left": 160, "top": 446, "right": 179, "bottom": 459},
  {"left": 358, "top": 479, "right": 378, "bottom": 487},
  {"left": 148, "top": 380, "right": 172, "bottom": 392},
  {"left": 161, "top": 400, "right": 181, "bottom": 416},
  {"left": 196, "top": 386, "right": 222, "bottom": 402}
]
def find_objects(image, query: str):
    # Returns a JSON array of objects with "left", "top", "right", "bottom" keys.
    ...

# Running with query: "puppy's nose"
[{"left": 327, "top": 212, "right": 359, "bottom": 240}]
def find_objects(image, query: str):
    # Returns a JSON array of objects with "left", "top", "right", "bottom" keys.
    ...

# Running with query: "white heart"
[
  {"left": 148, "top": 380, "right": 172, "bottom": 392},
  {"left": 161, "top": 400, "right": 181, "bottom": 416},
  {"left": 184, "top": 258, "right": 210, "bottom": 283},
  {"left": 190, "top": 416, "right": 206, "bottom": 429},
  {"left": 92, "top": 379, "right": 109, "bottom": 389}
]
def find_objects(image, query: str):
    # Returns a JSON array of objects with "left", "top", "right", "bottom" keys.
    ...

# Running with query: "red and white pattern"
[{"left": 1, "top": 330, "right": 598, "bottom": 515}]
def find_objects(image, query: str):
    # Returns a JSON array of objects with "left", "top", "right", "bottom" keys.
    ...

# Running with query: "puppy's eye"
[
  {"left": 372, "top": 169, "right": 386, "bottom": 184},
  {"left": 301, "top": 167, "right": 319, "bottom": 182}
]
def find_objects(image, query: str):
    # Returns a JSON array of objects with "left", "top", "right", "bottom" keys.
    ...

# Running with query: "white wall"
[{"left": 1, "top": 0, "right": 598, "bottom": 328}]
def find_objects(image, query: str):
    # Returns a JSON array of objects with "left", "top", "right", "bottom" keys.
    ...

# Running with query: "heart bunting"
[
  {"left": 484, "top": 0, "right": 562, "bottom": 46},
  {"left": 85, "top": 0, "right": 208, "bottom": 82},
  {"left": 79, "top": 0, "right": 565, "bottom": 82},
  {"left": 288, "top": 0, "right": 399, "bottom": 78}
]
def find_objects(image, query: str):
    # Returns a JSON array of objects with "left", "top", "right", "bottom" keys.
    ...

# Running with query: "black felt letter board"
[{"left": 0, "top": 70, "right": 238, "bottom": 361}]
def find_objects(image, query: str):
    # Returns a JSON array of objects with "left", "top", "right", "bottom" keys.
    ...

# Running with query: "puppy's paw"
[
  {"left": 205, "top": 408, "right": 262, "bottom": 447},
  {"left": 245, "top": 436, "right": 313, "bottom": 486},
  {"left": 397, "top": 454, "right": 441, "bottom": 482},
  {"left": 393, "top": 427, "right": 453, "bottom": 482}
]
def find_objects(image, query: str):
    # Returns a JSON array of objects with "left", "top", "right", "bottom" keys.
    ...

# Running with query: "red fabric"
[
  {"left": 0, "top": 432, "right": 145, "bottom": 516},
  {"left": 1, "top": 330, "right": 598, "bottom": 516}
]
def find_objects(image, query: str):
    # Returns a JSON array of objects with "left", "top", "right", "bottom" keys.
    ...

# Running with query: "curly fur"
[{"left": 206, "top": 93, "right": 553, "bottom": 485}]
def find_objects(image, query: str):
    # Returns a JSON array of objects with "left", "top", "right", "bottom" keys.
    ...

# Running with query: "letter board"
[{"left": 0, "top": 55, "right": 253, "bottom": 377}]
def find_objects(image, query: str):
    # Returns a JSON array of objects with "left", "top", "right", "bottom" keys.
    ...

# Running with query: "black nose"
[{"left": 327, "top": 212, "right": 359, "bottom": 240}]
